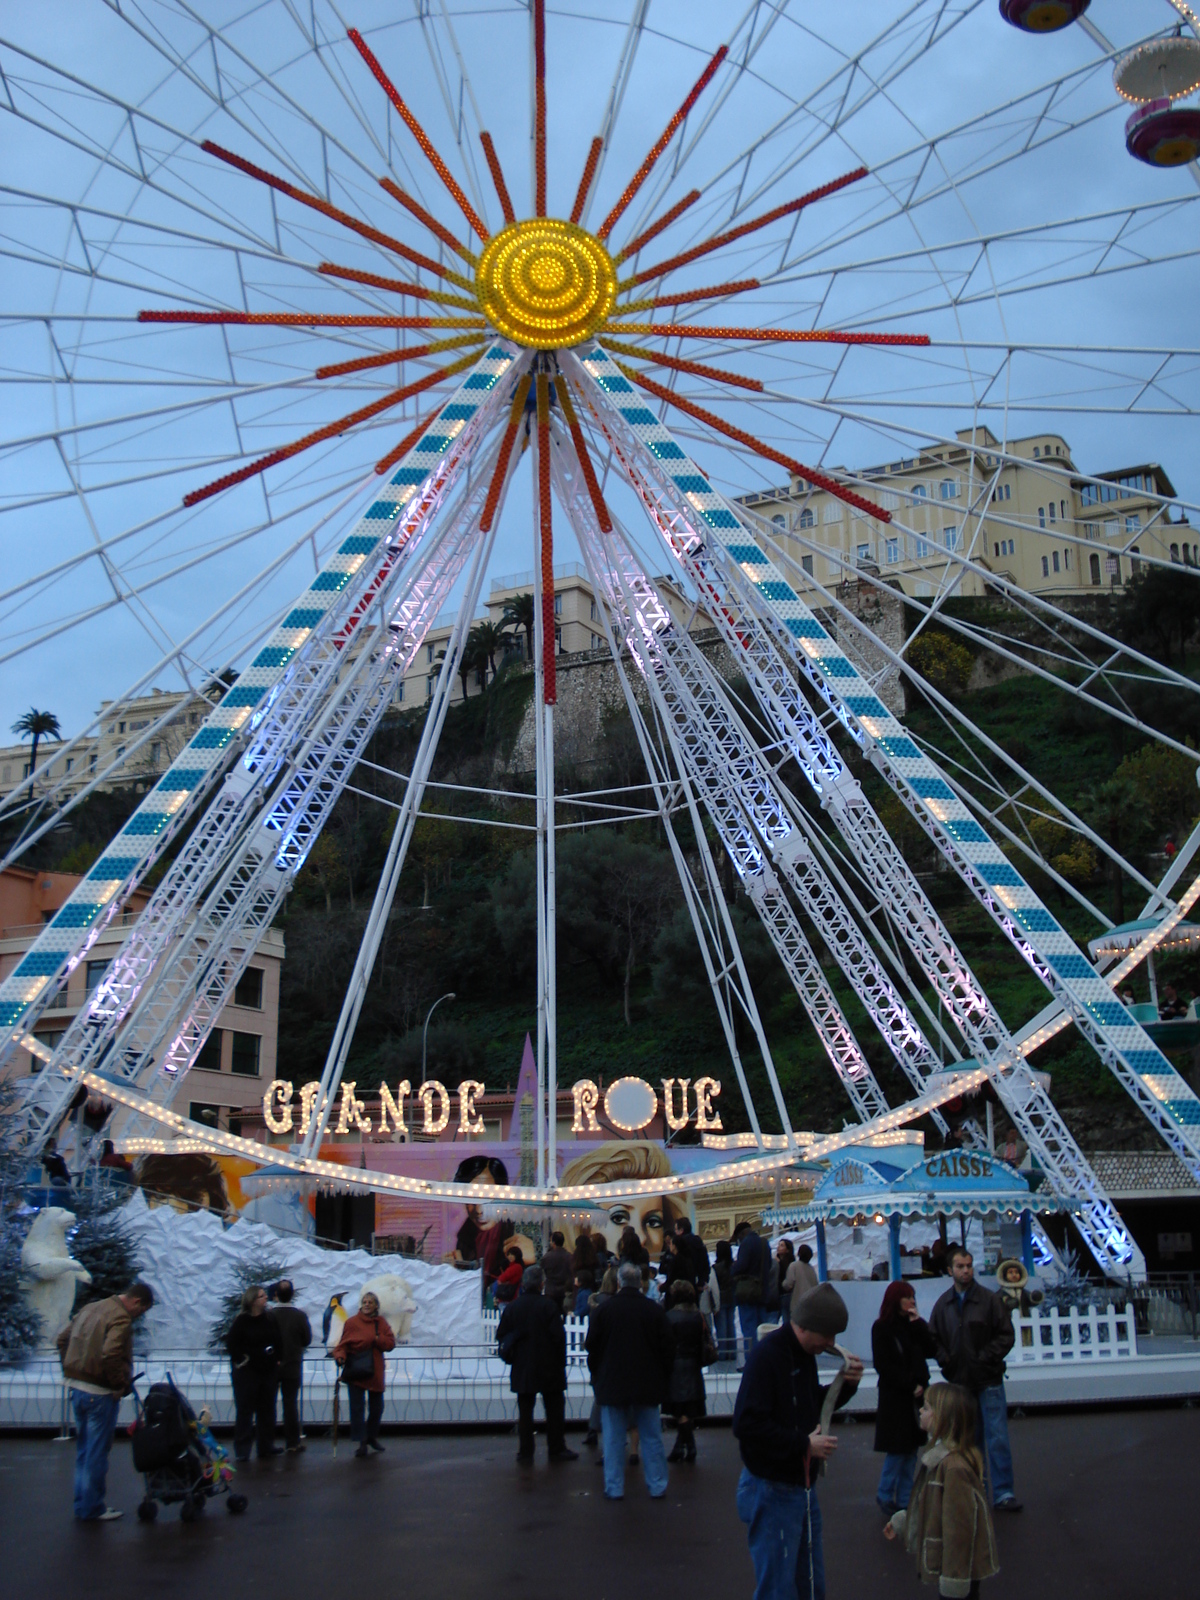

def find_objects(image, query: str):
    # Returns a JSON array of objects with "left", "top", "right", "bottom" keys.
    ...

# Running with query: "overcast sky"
[{"left": 2, "top": 0, "right": 1198, "bottom": 740}]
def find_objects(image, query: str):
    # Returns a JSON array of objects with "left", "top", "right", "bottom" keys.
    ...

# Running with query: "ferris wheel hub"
[{"left": 475, "top": 217, "right": 616, "bottom": 349}]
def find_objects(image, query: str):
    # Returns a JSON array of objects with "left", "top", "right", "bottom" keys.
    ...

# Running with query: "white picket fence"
[{"left": 1012, "top": 1304, "right": 1137, "bottom": 1363}]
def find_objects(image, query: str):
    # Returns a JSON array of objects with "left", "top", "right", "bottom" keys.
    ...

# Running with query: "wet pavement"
[{"left": 1, "top": 1404, "right": 1194, "bottom": 1599}]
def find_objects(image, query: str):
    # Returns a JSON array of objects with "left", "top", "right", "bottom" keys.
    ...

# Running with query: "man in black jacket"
[
  {"left": 496, "top": 1264, "right": 577, "bottom": 1464},
  {"left": 673, "top": 1216, "right": 711, "bottom": 1291},
  {"left": 731, "top": 1220, "right": 770, "bottom": 1364},
  {"left": 928, "top": 1247, "right": 1020, "bottom": 1512},
  {"left": 272, "top": 1280, "right": 312, "bottom": 1454},
  {"left": 733, "top": 1283, "right": 863, "bottom": 1600},
  {"left": 585, "top": 1261, "right": 675, "bottom": 1500},
  {"left": 540, "top": 1230, "right": 574, "bottom": 1317}
]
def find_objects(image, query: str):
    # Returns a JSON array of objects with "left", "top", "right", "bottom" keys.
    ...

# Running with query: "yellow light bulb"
[{"left": 475, "top": 218, "right": 617, "bottom": 349}]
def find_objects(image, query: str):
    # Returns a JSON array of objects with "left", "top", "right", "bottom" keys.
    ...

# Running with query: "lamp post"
[{"left": 421, "top": 991, "right": 456, "bottom": 1085}]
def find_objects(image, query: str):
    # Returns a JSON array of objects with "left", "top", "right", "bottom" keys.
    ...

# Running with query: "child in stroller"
[{"left": 130, "top": 1375, "right": 248, "bottom": 1523}]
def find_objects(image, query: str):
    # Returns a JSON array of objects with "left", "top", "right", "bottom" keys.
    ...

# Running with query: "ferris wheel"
[{"left": 4, "top": 0, "right": 1200, "bottom": 1276}]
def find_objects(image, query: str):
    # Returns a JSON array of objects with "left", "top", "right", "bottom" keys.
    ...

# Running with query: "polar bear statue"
[{"left": 20, "top": 1208, "right": 92, "bottom": 1348}]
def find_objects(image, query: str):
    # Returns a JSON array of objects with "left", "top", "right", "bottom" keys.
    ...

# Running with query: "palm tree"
[
  {"left": 11, "top": 708, "right": 61, "bottom": 781},
  {"left": 500, "top": 593, "right": 536, "bottom": 661},
  {"left": 471, "top": 620, "right": 508, "bottom": 684}
]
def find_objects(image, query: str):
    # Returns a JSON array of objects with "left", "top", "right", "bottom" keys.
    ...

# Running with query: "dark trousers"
[
  {"left": 280, "top": 1365, "right": 303, "bottom": 1449},
  {"left": 347, "top": 1385, "right": 384, "bottom": 1442},
  {"left": 516, "top": 1389, "right": 566, "bottom": 1457},
  {"left": 232, "top": 1367, "right": 278, "bottom": 1460}
]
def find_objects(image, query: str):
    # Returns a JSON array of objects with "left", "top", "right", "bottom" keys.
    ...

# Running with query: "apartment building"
[
  {"left": 741, "top": 426, "right": 1188, "bottom": 602},
  {"left": 0, "top": 865, "right": 284, "bottom": 1134},
  {"left": 0, "top": 685, "right": 220, "bottom": 804}
]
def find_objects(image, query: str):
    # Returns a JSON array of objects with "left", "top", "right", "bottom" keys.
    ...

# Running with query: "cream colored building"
[
  {"left": 741, "top": 426, "right": 1188, "bottom": 602},
  {"left": 0, "top": 866, "right": 284, "bottom": 1134}
]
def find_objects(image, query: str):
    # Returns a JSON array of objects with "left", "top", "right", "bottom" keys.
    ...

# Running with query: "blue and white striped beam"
[
  {"left": 0, "top": 343, "right": 517, "bottom": 1052},
  {"left": 575, "top": 340, "right": 1200, "bottom": 1167}
]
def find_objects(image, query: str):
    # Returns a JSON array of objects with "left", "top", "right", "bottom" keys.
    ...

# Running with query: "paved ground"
[{"left": 2, "top": 1406, "right": 1195, "bottom": 1599}]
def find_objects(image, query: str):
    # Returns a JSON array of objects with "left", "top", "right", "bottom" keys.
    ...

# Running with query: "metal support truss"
[
  {"left": 567, "top": 345, "right": 1144, "bottom": 1276},
  {"left": 1, "top": 346, "right": 518, "bottom": 1086},
  {"left": 20, "top": 419, "right": 515, "bottom": 1150}
]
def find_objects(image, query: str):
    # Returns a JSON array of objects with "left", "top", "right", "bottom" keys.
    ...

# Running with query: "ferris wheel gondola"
[{"left": 999, "top": 0, "right": 1091, "bottom": 33}]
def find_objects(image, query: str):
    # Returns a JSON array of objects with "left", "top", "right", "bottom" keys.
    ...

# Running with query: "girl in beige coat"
[{"left": 884, "top": 1382, "right": 999, "bottom": 1599}]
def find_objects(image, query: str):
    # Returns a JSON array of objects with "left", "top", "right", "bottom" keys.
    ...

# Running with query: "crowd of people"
[{"left": 54, "top": 1228, "right": 1021, "bottom": 1600}]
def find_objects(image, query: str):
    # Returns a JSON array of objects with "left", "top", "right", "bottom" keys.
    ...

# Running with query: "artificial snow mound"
[{"left": 117, "top": 1191, "right": 481, "bottom": 1352}]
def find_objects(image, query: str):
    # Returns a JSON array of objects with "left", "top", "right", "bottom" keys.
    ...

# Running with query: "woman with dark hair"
[
  {"left": 617, "top": 1224, "right": 648, "bottom": 1267},
  {"left": 226, "top": 1284, "right": 282, "bottom": 1462},
  {"left": 493, "top": 1245, "right": 525, "bottom": 1304},
  {"left": 765, "top": 1238, "right": 794, "bottom": 1317},
  {"left": 664, "top": 1279, "right": 707, "bottom": 1462},
  {"left": 712, "top": 1239, "right": 735, "bottom": 1363},
  {"left": 572, "top": 1231, "right": 596, "bottom": 1278},
  {"left": 872, "top": 1279, "right": 937, "bottom": 1516},
  {"left": 451, "top": 1154, "right": 509, "bottom": 1263}
]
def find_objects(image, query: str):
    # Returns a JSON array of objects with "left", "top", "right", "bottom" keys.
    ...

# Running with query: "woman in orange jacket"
[{"left": 332, "top": 1291, "right": 396, "bottom": 1457}]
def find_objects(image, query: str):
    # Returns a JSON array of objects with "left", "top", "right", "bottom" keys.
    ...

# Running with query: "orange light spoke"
[
  {"left": 612, "top": 189, "right": 701, "bottom": 266},
  {"left": 481, "top": 374, "right": 533, "bottom": 532},
  {"left": 613, "top": 322, "right": 930, "bottom": 348},
  {"left": 378, "top": 177, "right": 476, "bottom": 264},
  {"left": 600, "top": 339, "right": 763, "bottom": 393},
  {"left": 611, "top": 278, "right": 760, "bottom": 315},
  {"left": 201, "top": 140, "right": 465, "bottom": 283},
  {"left": 480, "top": 132, "right": 516, "bottom": 224},
  {"left": 558, "top": 380, "right": 613, "bottom": 532},
  {"left": 571, "top": 136, "right": 603, "bottom": 225},
  {"left": 597, "top": 45, "right": 728, "bottom": 243},
  {"left": 536, "top": 372, "right": 555, "bottom": 703},
  {"left": 317, "top": 263, "right": 477, "bottom": 310},
  {"left": 621, "top": 365, "right": 891, "bottom": 524},
  {"left": 138, "top": 310, "right": 485, "bottom": 330},
  {"left": 315, "top": 335, "right": 485, "bottom": 381},
  {"left": 627, "top": 166, "right": 869, "bottom": 286},
  {"left": 347, "top": 28, "right": 489, "bottom": 241},
  {"left": 534, "top": 0, "right": 548, "bottom": 217},
  {"left": 181, "top": 353, "right": 479, "bottom": 507}
]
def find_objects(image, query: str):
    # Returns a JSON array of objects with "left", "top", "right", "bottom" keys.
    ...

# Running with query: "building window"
[
  {"left": 1052, "top": 551, "right": 1060, "bottom": 573},
  {"left": 886, "top": 538, "right": 899, "bottom": 564},
  {"left": 116, "top": 745, "right": 125, "bottom": 761},
  {"left": 1033, "top": 446, "right": 1040, "bottom": 458},
  {"left": 798, "top": 508, "right": 815, "bottom": 528},
  {"left": 589, "top": 599, "right": 597, "bottom": 621},
  {"left": 234, "top": 968, "right": 263, "bottom": 1010},
  {"left": 65, "top": 757, "right": 73, "bottom": 773},
  {"left": 195, "top": 1030, "right": 223, "bottom": 1072},
  {"left": 1038, "top": 507, "right": 1046, "bottom": 528},
  {"left": 912, "top": 484, "right": 927, "bottom": 500},
  {"left": 426, "top": 643, "right": 435, "bottom": 664},
  {"left": 118, "top": 721, "right": 125, "bottom": 734},
  {"left": 553, "top": 593, "right": 563, "bottom": 616},
  {"left": 89, "top": 752, "right": 98, "bottom": 771},
  {"left": 230, "top": 1032, "right": 261, "bottom": 1077},
  {"left": 554, "top": 625, "right": 562, "bottom": 651},
  {"left": 591, "top": 633, "right": 603, "bottom": 650},
  {"left": 1060, "top": 500, "right": 1067, "bottom": 520},
  {"left": 1171, "top": 543, "right": 1180, "bottom": 563},
  {"left": 395, "top": 679, "right": 404, "bottom": 703},
  {"left": 1063, "top": 547, "right": 1070, "bottom": 569},
  {"left": 85, "top": 959, "right": 110, "bottom": 996},
  {"left": 993, "top": 542, "right": 1000, "bottom": 558},
  {"left": 1048, "top": 502, "right": 1056, "bottom": 523},
  {"left": 944, "top": 527, "right": 959, "bottom": 552},
  {"left": 997, "top": 483, "right": 1011, "bottom": 501},
  {"left": 801, "top": 555, "right": 814, "bottom": 576},
  {"left": 1125, "top": 514, "right": 1139, "bottom": 533},
  {"left": 1090, "top": 552, "right": 1101, "bottom": 586},
  {"left": 1130, "top": 547, "right": 1142, "bottom": 576},
  {"left": 939, "top": 479, "right": 957, "bottom": 500},
  {"left": 913, "top": 536, "right": 929, "bottom": 559},
  {"left": 189, "top": 1103, "right": 221, "bottom": 1128},
  {"left": 189, "top": 711, "right": 200, "bottom": 725},
  {"left": 857, "top": 543, "right": 871, "bottom": 563},
  {"left": 822, "top": 502, "right": 841, "bottom": 524},
  {"left": 150, "top": 742, "right": 161, "bottom": 765},
  {"left": 772, "top": 513, "right": 786, "bottom": 527},
  {"left": 1041, "top": 556, "right": 1049, "bottom": 578}
]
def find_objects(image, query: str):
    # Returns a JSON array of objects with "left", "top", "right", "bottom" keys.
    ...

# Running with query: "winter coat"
[
  {"left": 585, "top": 1286, "right": 674, "bottom": 1407},
  {"left": 713, "top": 1256, "right": 734, "bottom": 1311},
  {"left": 889, "top": 1441, "right": 999, "bottom": 1598},
  {"left": 928, "top": 1283, "right": 1014, "bottom": 1392},
  {"left": 781, "top": 1259, "right": 819, "bottom": 1323},
  {"left": 496, "top": 1289, "right": 568, "bottom": 1395},
  {"left": 541, "top": 1246, "right": 573, "bottom": 1303},
  {"left": 675, "top": 1231, "right": 710, "bottom": 1290},
  {"left": 56, "top": 1297, "right": 135, "bottom": 1395},
  {"left": 664, "top": 1305, "right": 707, "bottom": 1417},
  {"left": 331, "top": 1311, "right": 395, "bottom": 1392},
  {"left": 226, "top": 1311, "right": 282, "bottom": 1378},
  {"left": 872, "top": 1313, "right": 936, "bottom": 1454},
  {"left": 731, "top": 1230, "right": 770, "bottom": 1304},
  {"left": 272, "top": 1304, "right": 312, "bottom": 1376},
  {"left": 732, "top": 1322, "right": 860, "bottom": 1486}
]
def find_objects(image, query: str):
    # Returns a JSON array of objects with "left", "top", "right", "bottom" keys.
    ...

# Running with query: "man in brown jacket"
[{"left": 56, "top": 1280, "right": 154, "bottom": 1521}]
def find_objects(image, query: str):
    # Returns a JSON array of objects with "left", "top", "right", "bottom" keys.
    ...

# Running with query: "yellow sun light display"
[{"left": 474, "top": 218, "right": 617, "bottom": 349}]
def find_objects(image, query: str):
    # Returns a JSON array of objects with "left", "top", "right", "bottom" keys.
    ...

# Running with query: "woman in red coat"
[{"left": 332, "top": 1291, "right": 396, "bottom": 1457}]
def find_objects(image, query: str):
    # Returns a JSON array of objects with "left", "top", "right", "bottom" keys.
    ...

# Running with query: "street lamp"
[{"left": 421, "top": 991, "right": 456, "bottom": 1084}]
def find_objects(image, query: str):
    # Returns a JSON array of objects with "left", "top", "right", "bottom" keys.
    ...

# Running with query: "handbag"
[
  {"left": 700, "top": 1323, "right": 719, "bottom": 1368},
  {"left": 340, "top": 1346, "right": 375, "bottom": 1384}
]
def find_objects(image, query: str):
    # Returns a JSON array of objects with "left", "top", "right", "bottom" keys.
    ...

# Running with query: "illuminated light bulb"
[{"left": 474, "top": 218, "right": 616, "bottom": 348}]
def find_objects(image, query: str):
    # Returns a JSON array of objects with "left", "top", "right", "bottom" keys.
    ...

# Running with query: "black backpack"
[{"left": 131, "top": 1379, "right": 193, "bottom": 1471}]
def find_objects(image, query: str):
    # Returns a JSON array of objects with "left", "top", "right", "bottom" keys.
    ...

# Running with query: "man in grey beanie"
[{"left": 733, "top": 1281, "right": 864, "bottom": 1600}]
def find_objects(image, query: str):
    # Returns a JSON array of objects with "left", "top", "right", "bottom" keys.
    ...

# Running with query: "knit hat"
[{"left": 792, "top": 1282, "right": 848, "bottom": 1336}]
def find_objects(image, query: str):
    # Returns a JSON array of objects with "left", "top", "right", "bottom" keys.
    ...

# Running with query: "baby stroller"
[{"left": 129, "top": 1375, "right": 248, "bottom": 1523}]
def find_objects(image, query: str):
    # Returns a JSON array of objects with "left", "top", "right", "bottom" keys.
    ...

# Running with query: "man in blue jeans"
[
  {"left": 56, "top": 1280, "right": 155, "bottom": 1521},
  {"left": 733, "top": 1283, "right": 863, "bottom": 1600},
  {"left": 730, "top": 1220, "right": 769, "bottom": 1365},
  {"left": 585, "top": 1261, "right": 674, "bottom": 1500},
  {"left": 928, "top": 1246, "right": 1021, "bottom": 1512}
]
